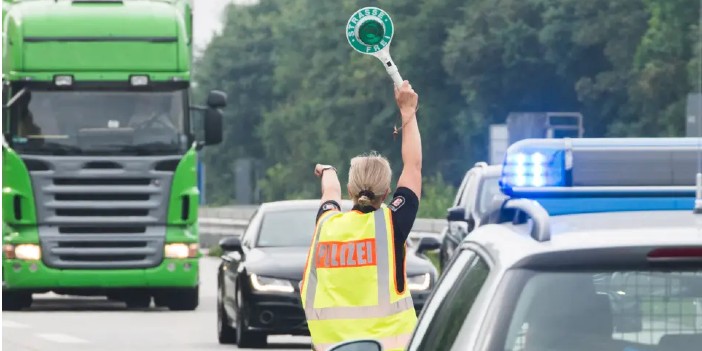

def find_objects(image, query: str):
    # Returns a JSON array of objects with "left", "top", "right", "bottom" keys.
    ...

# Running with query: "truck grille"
[{"left": 25, "top": 155, "right": 179, "bottom": 269}]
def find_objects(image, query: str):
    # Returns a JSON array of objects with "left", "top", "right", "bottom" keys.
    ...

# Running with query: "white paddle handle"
[
  {"left": 385, "top": 60, "right": 404, "bottom": 87},
  {"left": 375, "top": 50, "right": 403, "bottom": 87}
]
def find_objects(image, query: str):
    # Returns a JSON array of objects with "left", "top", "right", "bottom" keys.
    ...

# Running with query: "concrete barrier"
[{"left": 198, "top": 205, "right": 446, "bottom": 248}]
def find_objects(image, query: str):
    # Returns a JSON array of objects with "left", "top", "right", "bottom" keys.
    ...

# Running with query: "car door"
[
  {"left": 408, "top": 249, "right": 492, "bottom": 351},
  {"left": 223, "top": 209, "right": 260, "bottom": 309}
]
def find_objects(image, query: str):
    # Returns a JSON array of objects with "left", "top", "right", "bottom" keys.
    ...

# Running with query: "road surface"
[{"left": 2, "top": 257, "right": 311, "bottom": 351}]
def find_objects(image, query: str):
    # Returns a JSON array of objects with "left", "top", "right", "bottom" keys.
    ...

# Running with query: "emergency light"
[{"left": 500, "top": 138, "right": 700, "bottom": 197}]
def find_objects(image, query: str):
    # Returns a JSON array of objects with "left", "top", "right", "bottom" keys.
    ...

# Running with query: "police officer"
[{"left": 300, "top": 80, "right": 421, "bottom": 351}]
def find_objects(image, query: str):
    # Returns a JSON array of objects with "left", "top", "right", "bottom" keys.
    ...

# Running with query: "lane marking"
[
  {"left": 36, "top": 333, "right": 89, "bottom": 344},
  {"left": 3, "top": 320, "right": 29, "bottom": 329}
]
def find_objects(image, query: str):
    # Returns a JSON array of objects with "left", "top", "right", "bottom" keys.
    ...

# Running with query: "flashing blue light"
[
  {"left": 500, "top": 137, "right": 699, "bottom": 198},
  {"left": 501, "top": 140, "right": 568, "bottom": 193}
]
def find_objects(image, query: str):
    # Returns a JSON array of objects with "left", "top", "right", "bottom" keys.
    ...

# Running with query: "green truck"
[{"left": 2, "top": 0, "right": 225, "bottom": 311}]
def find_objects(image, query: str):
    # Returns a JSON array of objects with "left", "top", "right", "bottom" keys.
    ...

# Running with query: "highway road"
[{"left": 2, "top": 257, "right": 312, "bottom": 351}]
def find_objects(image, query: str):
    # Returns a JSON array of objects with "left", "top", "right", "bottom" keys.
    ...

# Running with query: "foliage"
[
  {"left": 194, "top": 0, "right": 700, "bottom": 206},
  {"left": 207, "top": 244, "right": 224, "bottom": 257},
  {"left": 417, "top": 173, "right": 456, "bottom": 219}
]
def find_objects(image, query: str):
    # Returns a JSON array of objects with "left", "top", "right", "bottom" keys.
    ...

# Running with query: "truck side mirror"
[
  {"left": 206, "top": 90, "right": 227, "bottom": 109},
  {"left": 203, "top": 108, "right": 223, "bottom": 146}
]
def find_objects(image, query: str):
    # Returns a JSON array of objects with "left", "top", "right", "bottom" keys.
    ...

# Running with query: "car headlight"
[
  {"left": 250, "top": 274, "right": 294, "bottom": 293},
  {"left": 164, "top": 243, "right": 199, "bottom": 258},
  {"left": 408, "top": 273, "right": 431, "bottom": 291},
  {"left": 3, "top": 244, "right": 41, "bottom": 260}
]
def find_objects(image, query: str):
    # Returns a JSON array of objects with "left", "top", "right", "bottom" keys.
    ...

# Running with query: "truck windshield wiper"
[{"left": 4, "top": 88, "right": 27, "bottom": 109}]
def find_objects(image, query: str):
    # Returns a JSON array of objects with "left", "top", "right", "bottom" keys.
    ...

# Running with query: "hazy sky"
[{"left": 193, "top": 0, "right": 259, "bottom": 52}]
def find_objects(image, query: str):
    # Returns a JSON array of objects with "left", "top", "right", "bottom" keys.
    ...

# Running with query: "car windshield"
[
  {"left": 501, "top": 269, "right": 702, "bottom": 351},
  {"left": 8, "top": 88, "right": 188, "bottom": 155},
  {"left": 477, "top": 176, "right": 501, "bottom": 215},
  {"left": 256, "top": 209, "right": 317, "bottom": 248}
]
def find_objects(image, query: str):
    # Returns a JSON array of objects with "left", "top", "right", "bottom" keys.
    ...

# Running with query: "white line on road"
[
  {"left": 36, "top": 333, "right": 89, "bottom": 344},
  {"left": 3, "top": 320, "right": 29, "bottom": 328}
]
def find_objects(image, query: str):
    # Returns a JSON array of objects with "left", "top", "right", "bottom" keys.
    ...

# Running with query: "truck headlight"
[
  {"left": 408, "top": 273, "right": 431, "bottom": 291},
  {"left": 4, "top": 244, "right": 42, "bottom": 260},
  {"left": 164, "top": 243, "right": 198, "bottom": 258},
  {"left": 250, "top": 274, "right": 294, "bottom": 293}
]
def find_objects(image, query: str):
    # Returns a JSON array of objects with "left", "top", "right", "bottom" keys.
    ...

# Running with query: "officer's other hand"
[
  {"left": 394, "top": 80, "right": 418, "bottom": 118},
  {"left": 314, "top": 164, "right": 333, "bottom": 178}
]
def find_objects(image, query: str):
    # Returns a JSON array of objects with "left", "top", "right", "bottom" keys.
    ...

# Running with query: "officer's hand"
[
  {"left": 314, "top": 164, "right": 334, "bottom": 178},
  {"left": 394, "top": 80, "right": 418, "bottom": 118}
]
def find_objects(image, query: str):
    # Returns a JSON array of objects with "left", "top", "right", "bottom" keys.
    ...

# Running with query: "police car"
[{"left": 327, "top": 138, "right": 702, "bottom": 351}]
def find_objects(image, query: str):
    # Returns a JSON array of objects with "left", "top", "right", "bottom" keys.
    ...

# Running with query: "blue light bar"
[
  {"left": 500, "top": 138, "right": 700, "bottom": 197},
  {"left": 538, "top": 197, "right": 695, "bottom": 216}
]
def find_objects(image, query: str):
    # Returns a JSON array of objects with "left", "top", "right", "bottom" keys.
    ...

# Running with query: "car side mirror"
[
  {"left": 467, "top": 216, "right": 476, "bottom": 232},
  {"left": 219, "top": 236, "right": 242, "bottom": 254},
  {"left": 416, "top": 236, "right": 441, "bottom": 254},
  {"left": 206, "top": 90, "right": 227, "bottom": 109},
  {"left": 327, "top": 339, "right": 383, "bottom": 351},
  {"left": 447, "top": 206, "right": 466, "bottom": 222},
  {"left": 203, "top": 108, "right": 223, "bottom": 146}
]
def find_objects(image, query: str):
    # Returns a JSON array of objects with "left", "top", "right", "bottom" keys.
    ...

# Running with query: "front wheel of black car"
[
  {"left": 218, "top": 285, "right": 237, "bottom": 344},
  {"left": 166, "top": 287, "right": 199, "bottom": 311},
  {"left": 235, "top": 289, "right": 267, "bottom": 348}
]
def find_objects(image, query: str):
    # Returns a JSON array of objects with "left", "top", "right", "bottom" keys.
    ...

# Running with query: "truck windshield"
[{"left": 8, "top": 88, "right": 188, "bottom": 155}]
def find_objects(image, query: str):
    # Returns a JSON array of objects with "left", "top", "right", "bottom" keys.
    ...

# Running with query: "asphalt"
[{"left": 2, "top": 257, "right": 312, "bottom": 351}]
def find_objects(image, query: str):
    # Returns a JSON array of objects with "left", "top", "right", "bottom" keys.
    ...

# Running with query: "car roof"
[
  {"left": 259, "top": 199, "right": 355, "bottom": 212},
  {"left": 464, "top": 210, "right": 702, "bottom": 269}
]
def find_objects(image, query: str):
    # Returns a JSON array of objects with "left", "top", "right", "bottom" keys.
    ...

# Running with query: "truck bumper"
[{"left": 2, "top": 258, "right": 198, "bottom": 292}]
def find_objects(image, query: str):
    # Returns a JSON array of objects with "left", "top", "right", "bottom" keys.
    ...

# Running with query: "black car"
[{"left": 216, "top": 200, "right": 440, "bottom": 348}]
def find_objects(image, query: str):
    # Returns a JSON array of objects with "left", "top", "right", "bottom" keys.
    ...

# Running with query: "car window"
[
  {"left": 477, "top": 176, "right": 501, "bottom": 216},
  {"left": 256, "top": 209, "right": 317, "bottom": 247},
  {"left": 241, "top": 209, "right": 259, "bottom": 247},
  {"left": 502, "top": 270, "right": 702, "bottom": 351},
  {"left": 410, "top": 250, "right": 476, "bottom": 350},
  {"left": 412, "top": 253, "right": 490, "bottom": 351}
]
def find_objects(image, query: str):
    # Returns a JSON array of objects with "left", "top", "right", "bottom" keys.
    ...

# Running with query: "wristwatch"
[{"left": 320, "top": 166, "right": 337, "bottom": 175}]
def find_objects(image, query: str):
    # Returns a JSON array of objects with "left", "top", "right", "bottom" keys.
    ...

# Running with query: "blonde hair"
[{"left": 348, "top": 151, "right": 392, "bottom": 208}]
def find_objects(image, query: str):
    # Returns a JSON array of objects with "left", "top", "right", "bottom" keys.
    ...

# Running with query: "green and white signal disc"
[{"left": 346, "top": 7, "right": 394, "bottom": 55}]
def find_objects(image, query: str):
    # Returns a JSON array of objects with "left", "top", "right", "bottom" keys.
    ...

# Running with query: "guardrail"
[{"left": 198, "top": 206, "right": 446, "bottom": 248}]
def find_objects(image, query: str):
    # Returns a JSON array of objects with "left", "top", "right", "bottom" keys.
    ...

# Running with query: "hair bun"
[{"left": 358, "top": 190, "right": 376, "bottom": 200}]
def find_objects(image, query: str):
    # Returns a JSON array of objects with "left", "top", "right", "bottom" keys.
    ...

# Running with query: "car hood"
[{"left": 245, "top": 247, "right": 436, "bottom": 280}]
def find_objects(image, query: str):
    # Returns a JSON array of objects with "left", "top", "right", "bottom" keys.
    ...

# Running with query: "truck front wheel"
[
  {"left": 166, "top": 287, "right": 199, "bottom": 311},
  {"left": 2, "top": 291, "right": 33, "bottom": 311}
]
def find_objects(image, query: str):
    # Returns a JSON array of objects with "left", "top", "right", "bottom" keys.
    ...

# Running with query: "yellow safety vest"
[{"left": 301, "top": 206, "right": 417, "bottom": 351}]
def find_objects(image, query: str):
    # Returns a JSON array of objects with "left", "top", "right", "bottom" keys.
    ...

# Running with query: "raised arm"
[
  {"left": 395, "top": 81, "right": 422, "bottom": 199},
  {"left": 314, "top": 164, "right": 342, "bottom": 205}
]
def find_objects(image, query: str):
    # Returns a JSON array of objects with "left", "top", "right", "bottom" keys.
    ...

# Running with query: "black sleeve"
[
  {"left": 316, "top": 200, "right": 341, "bottom": 222},
  {"left": 388, "top": 187, "right": 419, "bottom": 243}
]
